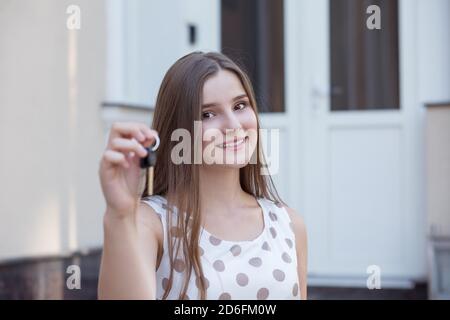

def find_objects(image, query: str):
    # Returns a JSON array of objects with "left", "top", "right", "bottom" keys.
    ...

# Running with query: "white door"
[{"left": 295, "top": 0, "right": 425, "bottom": 287}]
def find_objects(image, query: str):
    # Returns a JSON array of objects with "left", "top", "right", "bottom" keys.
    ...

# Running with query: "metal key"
[{"left": 139, "top": 136, "right": 159, "bottom": 196}]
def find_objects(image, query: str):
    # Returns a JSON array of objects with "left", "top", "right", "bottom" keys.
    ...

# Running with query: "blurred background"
[{"left": 0, "top": 0, "right": 449, "bottom": 299}]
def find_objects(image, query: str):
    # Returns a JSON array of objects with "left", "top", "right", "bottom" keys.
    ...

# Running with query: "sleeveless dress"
[{"left": 141, "top": 195, "right": 300, "bottom": 300}]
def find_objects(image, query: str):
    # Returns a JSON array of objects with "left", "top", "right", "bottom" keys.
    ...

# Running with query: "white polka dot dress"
[{"left": 141, "top": 195, "right": 300, "bottom": 300}]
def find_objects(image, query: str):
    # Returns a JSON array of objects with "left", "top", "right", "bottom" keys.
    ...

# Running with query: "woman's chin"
[
  {"left": 202, "top": 152, "right": 253, "bottom": 169},
  {"left": 203, "top": 162, "right": 249, "bottom": 170}
]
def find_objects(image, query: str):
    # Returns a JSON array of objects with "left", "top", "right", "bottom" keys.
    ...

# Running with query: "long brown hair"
[{"left": 141, "top": 51, "right": 284, "bottom": 299}]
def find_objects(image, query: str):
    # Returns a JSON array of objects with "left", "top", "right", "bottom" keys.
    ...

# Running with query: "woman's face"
[{"left": 200, "top": 69, "right": 258, "bottom": 168}]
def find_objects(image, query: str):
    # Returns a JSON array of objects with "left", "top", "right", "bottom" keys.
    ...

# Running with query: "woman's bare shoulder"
[
  {"left": 136, "top": 201, "right": 164, "bottom": 262},
  {"left": 282, "top": 205, "right": 307, "bottom": 240},
  {"left": 282, "top": 205, "right": 308, "bottom": 299}
]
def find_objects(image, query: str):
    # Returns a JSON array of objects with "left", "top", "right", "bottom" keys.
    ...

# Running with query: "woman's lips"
[{"left": 217, "top": 136, "right": 249, "bottom": 151}]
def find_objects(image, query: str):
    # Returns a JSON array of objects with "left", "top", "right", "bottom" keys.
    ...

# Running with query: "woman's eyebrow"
[{"left": 202, "top": 94, "right": 248, "bottom": 109}]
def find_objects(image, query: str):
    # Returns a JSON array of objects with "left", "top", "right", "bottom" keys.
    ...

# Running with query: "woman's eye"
[
  {"left": 202, "top": 111, "right": 214, "bottom": 119},
  {"left": 234, "top": 102, "right": 247, "bottom": 111}
]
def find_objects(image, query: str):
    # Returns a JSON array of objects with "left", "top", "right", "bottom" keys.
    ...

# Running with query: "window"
[
  {"left": 221, "top": 0, "right": 285, "bottom": 113},
  {"left": 330, "top": 0, "right": 400, "bottom": 111}
]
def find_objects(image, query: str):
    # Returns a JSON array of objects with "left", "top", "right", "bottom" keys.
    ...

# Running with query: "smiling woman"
[
  {"left": 97, "top": 51, "right": 307, "bottom": 300},
  {"left": 199, "top": 69, "right": 259, "bottom": 167}
]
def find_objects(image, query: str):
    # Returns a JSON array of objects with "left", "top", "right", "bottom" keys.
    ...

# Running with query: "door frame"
[{"left": 293, "top": 0, "right": 425, "bottom": 287}]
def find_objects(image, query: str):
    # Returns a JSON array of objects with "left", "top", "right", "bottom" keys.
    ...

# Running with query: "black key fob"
[{"left": 140, "top": 147, "right": 157, "bottom": 169}]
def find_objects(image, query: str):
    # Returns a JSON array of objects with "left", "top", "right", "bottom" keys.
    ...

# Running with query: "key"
[{"left": 139, "top": 136, "right": 159, "bottom": 196}]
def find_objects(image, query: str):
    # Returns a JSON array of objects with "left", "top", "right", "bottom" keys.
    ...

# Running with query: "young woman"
[{"left": 98, "top": 52, "right": 307, "bottom": 300}]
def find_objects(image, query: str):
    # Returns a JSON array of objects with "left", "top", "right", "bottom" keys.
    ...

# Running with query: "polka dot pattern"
[
  {"left": 269, "top": 227, "right": 277, "bottom": 238},
  {"left": 236, "top": 273, "right": 249, "bottom": 286},
  {"left": 282, "top": 252, "right": 292, "bottom": 263},
  {"left": 230, "top": 244, "right": 242, "bottom": 256},
  {"left": 273, "top": 269, "right": 286, "bottom": 282},
  {"left": 285, "top": 238, "right": 293, "bottom": 248},
  {"left": 173, "top": 258, "right": 185, "bottom": 273},
  {"left": 269, "top": 211, "right": 278, "bottom": 221},
  {"left": 147, "top": 196, "right": 299, "bottom": 300},
  {"left": 195, "top": 276, "right": 210, "bottom": 289},
  {"left": 292, "top": 283, "right": 299, "bottom": 296},
  {"left": 162, "top": 277, "right": 169, "bottom": 290},
  {"left": 257, "top": 288, "right": 269, "bottom": 300},
  {"left": 219, "top": 292, "right": 232, "bottom": 300},
  {"left": 249, "top": 257, "right": 262, "bottom": 267},
  {"left": 209, "top": 235, "right": 222, "bottom": 246},
  {"left": 213, "top": 260, "right": 225, "bottom": 272}
]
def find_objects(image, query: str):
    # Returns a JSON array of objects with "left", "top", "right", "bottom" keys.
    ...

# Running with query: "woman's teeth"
[{"left": 220, "top": 137, "right": 246, "bottom": 148}]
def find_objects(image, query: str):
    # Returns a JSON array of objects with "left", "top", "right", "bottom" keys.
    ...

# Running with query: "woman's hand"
[{"left": 99, "top": 122, "right": 158, "bottom": 217}]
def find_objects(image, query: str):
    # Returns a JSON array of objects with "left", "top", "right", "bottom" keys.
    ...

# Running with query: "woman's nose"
[{"left": 222, "top": 110, "right": 242, "bottom": 131}]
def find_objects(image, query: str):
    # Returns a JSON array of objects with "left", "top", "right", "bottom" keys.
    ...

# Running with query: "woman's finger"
[
  {"left": 142, "top": 127, "right": 158, "bottom": 140},
  {"left": 110, "top": 137, "right": 148, "bottom": 157},
  {"left": 103, "top": 150, "right": 130, "bottom": 168},
  {"left": 110, "top": 122, "right": 147, "bottom": 142},
  {"left": 139, "top": 127, "right": 159, "bottom": 148}
]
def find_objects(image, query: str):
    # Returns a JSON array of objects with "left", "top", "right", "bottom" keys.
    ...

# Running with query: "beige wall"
[
  {"left": 0, "top": 0, "right": 107, "bottom": 260},
  {"left": 426, "top": 105, "right": 450, "bottom": 237}
]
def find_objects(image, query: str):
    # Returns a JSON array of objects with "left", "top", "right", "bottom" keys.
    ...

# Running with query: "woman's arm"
[
  {"left": 284, "top": 206, "right": 308, "bottom": 300},
  {"left": 98, "top": 204, "right": 162, "bottom": 299},
  {"left": 97, "top": 122, "right": 161, "bottom": 299}
]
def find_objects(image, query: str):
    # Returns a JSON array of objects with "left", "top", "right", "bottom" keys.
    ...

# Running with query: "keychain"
[{"left": 139, "top": 135, "right": 159, "bottom": 196}]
